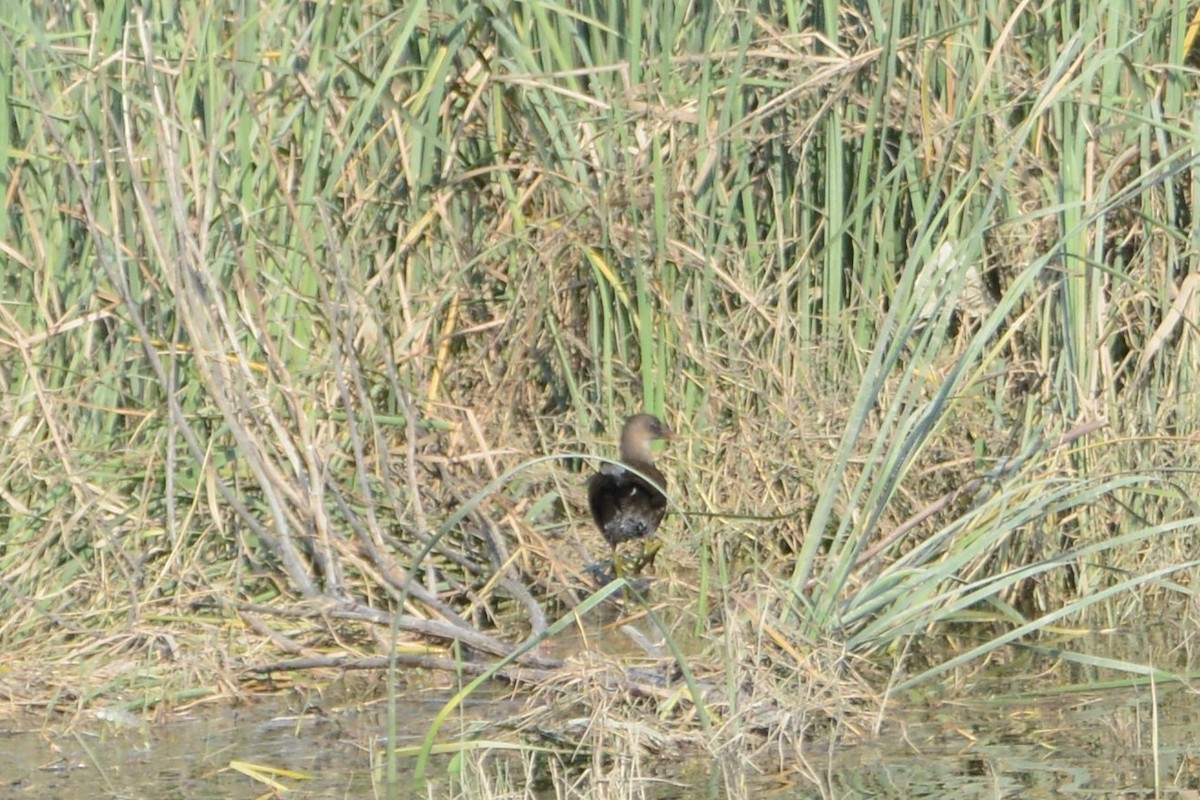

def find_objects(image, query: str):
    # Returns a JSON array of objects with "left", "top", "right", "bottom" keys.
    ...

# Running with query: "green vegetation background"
[{"left": 4, "top": 0, "right": 1200, "bottom": 718}]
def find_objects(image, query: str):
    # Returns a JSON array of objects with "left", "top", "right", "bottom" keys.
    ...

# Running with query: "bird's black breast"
[{"left": 587, "top": 460, "right": 668, "bottom": 547}]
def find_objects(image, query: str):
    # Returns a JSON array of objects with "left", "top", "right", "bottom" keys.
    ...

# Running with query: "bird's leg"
[
  {"left": 638, "top": 539, "right": 663, "bottom": 572},
  {"left": 610, "top": 547, "right": 626, "bottom": 579},
  {"left": 612, "top": 542, "right": 650, "bottom": 578}
]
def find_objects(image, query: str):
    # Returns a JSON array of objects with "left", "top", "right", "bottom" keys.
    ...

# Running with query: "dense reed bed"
[{"left": 5, "top": 0, "right": 1200, "bottom": 794}]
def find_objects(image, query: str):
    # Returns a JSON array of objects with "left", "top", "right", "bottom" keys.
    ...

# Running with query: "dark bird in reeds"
[{"left": 587, "top": 413, "right": 673, "bottom": 576}]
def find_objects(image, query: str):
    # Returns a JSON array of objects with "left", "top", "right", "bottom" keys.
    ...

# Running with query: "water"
[
  {"left": 2, "top": 676, "right": 1195, "bottom": 798},
  {"left": 3, "top": 610, "right": 1197, "bottom": 798}
]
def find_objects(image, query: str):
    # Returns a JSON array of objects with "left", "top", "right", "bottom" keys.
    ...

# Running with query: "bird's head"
[{"left": 619, "top": 413, "right": 674, "bottom": 463}]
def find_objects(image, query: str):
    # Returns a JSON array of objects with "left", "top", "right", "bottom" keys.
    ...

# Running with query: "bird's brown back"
[{"left": 587, "top": 458, "right": 668, "bottom": 547}]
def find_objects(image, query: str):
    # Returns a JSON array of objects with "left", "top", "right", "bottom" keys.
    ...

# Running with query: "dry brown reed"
[{"left": 5, "top": 5, "right": 1200, "bottom": 797}]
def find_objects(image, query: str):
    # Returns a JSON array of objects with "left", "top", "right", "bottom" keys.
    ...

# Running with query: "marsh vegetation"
[{"left": 4, "top": 0, "right": 1200, "bottom": 796}]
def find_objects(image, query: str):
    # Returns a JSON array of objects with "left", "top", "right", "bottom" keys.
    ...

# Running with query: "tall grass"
[{"left": 4, "top": 0, "right": 1200, "bottom": 790}]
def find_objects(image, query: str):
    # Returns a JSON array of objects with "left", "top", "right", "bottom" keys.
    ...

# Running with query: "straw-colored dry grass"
[{"left": 5, "top": 1, "right": 1200, "bottom": 795}]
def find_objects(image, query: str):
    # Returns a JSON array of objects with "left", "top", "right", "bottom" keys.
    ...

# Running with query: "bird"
[{"left": 587, "top": 413, "right": 674, "bottom": 577}]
